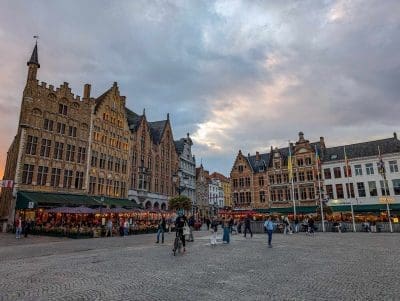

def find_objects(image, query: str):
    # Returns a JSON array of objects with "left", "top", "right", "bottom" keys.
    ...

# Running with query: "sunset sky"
[{"left": 0, "top": 1, "right": 399, "bottom": 178}]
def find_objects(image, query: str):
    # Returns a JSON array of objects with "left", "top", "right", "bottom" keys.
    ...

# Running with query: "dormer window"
[
  {"left": 58, "top": 104, "right": 67, "bottom": 115},
  {"left": 238, "top": 165, "right": 244, "bottom": 172}
]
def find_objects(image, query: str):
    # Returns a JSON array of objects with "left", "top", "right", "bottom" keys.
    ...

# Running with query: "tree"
[{"left": 169, "top": 195, "right": 192, "bottom": 211}]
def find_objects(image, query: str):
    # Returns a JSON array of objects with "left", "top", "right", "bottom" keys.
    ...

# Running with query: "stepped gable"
[
  {"left": 324, "top": 135, "right": 400, "bottom": 162},
  {"left": 93, "top": 87, "right": 112, "bottom": 113},
  {"left": 148, "top": 120, "right": 167, "bottom": 144}
]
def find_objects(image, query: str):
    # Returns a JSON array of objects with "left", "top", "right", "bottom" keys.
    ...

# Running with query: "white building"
[
  {"left": 321, "top": 133, "right": 400, "bottom": 207},
  {"left": 174, "top": 133, "right": 196, "bottom": 207},
  {"left": 209, "top": 178, "right": 224, "bottom": 216}
]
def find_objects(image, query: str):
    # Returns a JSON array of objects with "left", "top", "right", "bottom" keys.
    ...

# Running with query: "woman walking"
[{"left": 210, "top": 218, "right": 218, "bottom": 246}]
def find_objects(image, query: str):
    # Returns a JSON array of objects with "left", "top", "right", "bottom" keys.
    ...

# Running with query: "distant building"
[
  {"left": 175, "top": 133, "right": 196, "bottom": 213},
  {"left": 210, "top": 172, "right": 231, "bottom": 208},
  {"left": 195, "top": 164, "right": 209, "bottom": 218}
]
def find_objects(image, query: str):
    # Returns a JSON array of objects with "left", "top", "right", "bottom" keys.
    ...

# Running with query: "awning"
[
  {"left": 16, "top": 191, "right": 142, "bottom": 209},
  {"left": 330, "top": 203, "right": 400, "bottom": 213},
  {"left": 255, "top": 206, "right": 318, "bottom": 214}
]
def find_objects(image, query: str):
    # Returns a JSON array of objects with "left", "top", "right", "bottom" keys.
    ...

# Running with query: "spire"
[{"left": 27, "top": 41, "right": 40, "bottom": 68}]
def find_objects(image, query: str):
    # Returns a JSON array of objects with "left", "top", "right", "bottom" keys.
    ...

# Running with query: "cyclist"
[{"left": 175, "top": 211, "right": 187, "bottom": 252}]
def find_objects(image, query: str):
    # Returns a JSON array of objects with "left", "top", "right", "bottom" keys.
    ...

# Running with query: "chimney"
[
  {"left": 320, "top": 136, "right": 325, "bottom": 149},
  {"left": 83, "top": 84, "right": 91, "bottom": 99},
  {"left": 394, "top": 132, "right": 398, "bottom": 140},
  {"left": 299, "top": 131, "right": 304, "bottom": 141},
  {"left": 256, "top": 151, "right": 260, "bottom": 160}
]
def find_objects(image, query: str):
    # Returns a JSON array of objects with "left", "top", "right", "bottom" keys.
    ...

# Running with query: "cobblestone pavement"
[{"left": 0, "top": 231, "right": 399, "bottom": 301}]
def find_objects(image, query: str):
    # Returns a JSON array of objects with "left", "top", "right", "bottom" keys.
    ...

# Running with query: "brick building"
[{"left": 0, "top": 42, "right": 182, "bottom": 223}]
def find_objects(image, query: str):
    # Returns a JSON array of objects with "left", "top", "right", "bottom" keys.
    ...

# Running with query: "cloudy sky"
[{"left": 0, "top": 0, "right": 399, "bottom": 178}]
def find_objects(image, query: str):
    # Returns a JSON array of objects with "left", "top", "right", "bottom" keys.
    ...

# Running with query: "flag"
[
  {"left": 343, "top": 146, "right": 351, "bottom": 177},
  {"left": 378, "top": 146, "right": 386, "bottom": 175},
  {"left": 288, "top": 144, "right": 293, "bottom": 181}
]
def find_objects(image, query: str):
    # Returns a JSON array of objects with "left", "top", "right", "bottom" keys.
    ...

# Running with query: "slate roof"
[
  {"left": 27, "top": 42, "right": 40, "bottom": 67},
  {"left": 174, "top": 139, "right": 185, "bottom": 155},
  {"left": 148, "top": 120, "right": 167, "bottom": 144},
  {"left": 323, "top": 136, "right": 400, "bottom": 162},
  {"left": 125, "top": 107, "right": 142, "bottom": 131}
]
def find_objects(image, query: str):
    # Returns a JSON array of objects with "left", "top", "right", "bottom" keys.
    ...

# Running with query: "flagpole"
[
  {"left": 315, "top": 145, "right": 325, "bottom": 232},
  {"left": 289, "top": 141, "right": 296, "bottom": 219},
  {"left": 344, "top": 146, "right": 356, "bottom": 232},
  {"left": 378, "top": 146, "right": 393, "bottom": 233}
]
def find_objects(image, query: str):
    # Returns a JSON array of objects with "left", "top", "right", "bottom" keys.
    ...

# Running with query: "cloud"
[{"left": 0, "top": 0, "right": 399, "bottom": 178}]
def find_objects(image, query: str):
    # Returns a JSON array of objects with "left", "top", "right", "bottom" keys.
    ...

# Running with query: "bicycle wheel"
[{"left": 173, "top": 237, "right": 178, "bottom": 256}]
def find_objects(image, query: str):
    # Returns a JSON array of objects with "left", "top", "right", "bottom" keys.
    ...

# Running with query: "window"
[
  {"left": 77, "top": 147, "right": 86, "bottom": 164},
  {"left": 98, "top": 178, "right": 105, "bottom": 194},
  {"left": 114, "top": 181, "right": 120, "bottom": 197},
  {"left": 91, "top": 151, "right": 98, "bottom": 167},
  {"left": 56, "top": 122, "right": 66, "bottom": 134},
  {"left": 121, "top": 182, "right": 126, "bottom": 197},
  {"left": 37, "top": 166, "right": 48, "bottom": 186},
  {"left": 346, "top": 183, "right": 355, "bottom": 198},
  {"left": 239, "top": 192, "right": 245, "bottom": 203},
  {"left": 99, "top": 153, "right": 106, "bottom": 169},
  {"left": 293, "top": 172, "right": 297, "bottom": 182},
  {"left": 325, "top": 185, "right": 334, "bottom": 199},
  {"left": 298, "top": 172, "right": 305, "bottom": 182},
  {"left": 245, "top": 191, "right": 251, "bottom": 203},
  {"left": 357, "top": 182, "right": 366, "bottom": 197},
  {"left": 297, "top": 158, "right": 304, "bottom": 166},
  {"left": 307, "top": 171, "right": 313, "bottom": 181},
  {"left": 276, "top": 174, "right": 282, "bottom": 184},
  {"left": 43, "top": 119, "right": 53, "bottom": 131},
  {"left": 333, "top": 167, "right": 341, "bottom": 178},
  {"left": 115, "top": 158, "right": 121, "bottom": 172},
  {"left": 239, "top": 178, "right": 244, "bottom": 187},
  {"left": 309, "top": 187, "right": 315, "bottom": 199},
  {"left": 380, "top": 180, "right": 390, "bottom": 196},
  {"left": 25, "top": 135, "right": 38, "bottom": 155},
  {"left": 238, "top": 165, "right": 244, "bottom": 172},
  {"left": 65, "top": 144, "right": 75, "bottom": 162},
  {"left": 258, "top": 176, "right": 264, "bottom": 186},
  {"left": 75, "top": 171, "right": 84, "bottom": 190},
  {"left": 389, "top": 161, "right": 399, "bottom": 173},
  {"left": 300, "top": 188, "right": 307, "bottom": 200},
  {"left": 58, "top": 103, "right": 68, "bottom": 115},
  {"left": 233, "top": 179, "right": 238, "bottom": 188},
  {"left": 68, "top": 126, "right": 77, "bottom": 137},
  {"left": 269, "top": 175, "right": 275, "bottom": 184},
  {"left": 63, "top": 170, "right": 73, "bottom": 188},
  {"left": 324, "top": 168, "right": 331, "bottom": 179},
  {"left": 22, "top": 164, "right": 34, "bottom": 184},
  {"left": 40, "top": 139, "right": 51, "bottom": 157},
  {"left": 368, "top": 181, "right": 377, "bottom": 196},
  {"left": 336, "top": 184, "right": 344, "bottom": 198},
  {"left": 53, "top": 142, "right": 64, "bottom": 160},
  {"left": 122, "top": 159, "right": 127, "bottom": 174},
  {"left": 366, "top": 163, "right": 374, "bottom": 175},
  {"left": 274, "top": 161, "right": 280, "bottom": 169},
  {"left": 50, "top": 168, "right": 61, "bottom": 187},
  {"left": 283, "top": 173, "right": 288, "bottom": 183},
  {"left": 392, "top": 179, "right": 400, "bottom": 195},
  {"left": 343, "top": 165, "right": 352, "bottom": 177},
  {"left": 354, "top": 165, "right": 362, "bottom": 176},
  {"left": 259, "top": 191, "right": 266, "bottom": 203},
  {"left": 89, "top": 176, "right": 96, "bottom": 194},
  {"left": 305, "top": 157, "right": 312, "bottom": 165},
  {"left": 107, "top": 156, "right": 114, "bottom": 170},
  {"left": 270, "top": 191, "right": 276, "bottom": 202}
]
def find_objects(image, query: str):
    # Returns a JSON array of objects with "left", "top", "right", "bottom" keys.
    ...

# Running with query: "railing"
[{"left": 249, "top": 221, "right": 400, "bottom": 233}]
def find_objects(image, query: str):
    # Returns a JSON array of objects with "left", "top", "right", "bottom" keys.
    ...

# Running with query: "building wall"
[
  {"left": 322, "top": 153, "right": 400, "bottom": 205},
  {"left": 196, "top": 165, "right": 209, "bottom": 217}
]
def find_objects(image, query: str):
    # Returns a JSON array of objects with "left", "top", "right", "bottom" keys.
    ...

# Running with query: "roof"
[
  {"left": 148, "top": 120, "right": 168, "bottom": 144},
  {"left": 174, "top": 139, "right": 185, "bottom": 155},
  {"left": 125, "top": 107, "right": 143, "bottom": 131},
  {"left": 210, "top": 172, "right": 229, "bottom": 182},
  {"left": 94, "top": 87, "right": 112, "bottom": 113},
  {"left": 16, "top": 191, "right": 142, "bottom": 209},
  {"left": 323, "top": 137, "right": 400, "bottom": 162},
  {"left": 27, "top": 42, "right": 40, "bottom": 67}
]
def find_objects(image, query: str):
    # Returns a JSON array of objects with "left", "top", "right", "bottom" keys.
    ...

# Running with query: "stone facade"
[
  {"left": 195, "top": 164, "right": 210, "bottom": 218},
  {"left": 0, "top": 43, "right": 182, "bottom": 221}
]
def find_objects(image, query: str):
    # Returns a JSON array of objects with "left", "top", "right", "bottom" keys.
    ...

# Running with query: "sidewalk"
[{"left": 0, "top": 232, "right": 66, "bottom": 247}]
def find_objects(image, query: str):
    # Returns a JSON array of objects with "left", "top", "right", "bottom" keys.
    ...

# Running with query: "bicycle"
[{"left": 172, "top": 230, "right": 183, "bottom": 256}]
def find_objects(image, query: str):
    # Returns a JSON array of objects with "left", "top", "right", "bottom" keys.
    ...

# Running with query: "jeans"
[
  {"left": 157, "top": 228, "right": 164, "bottom": 243},
  {"left": 16, "top": 227, "right": 22, "bottom": 238},
  {"left": 223, "top": 227, "right": 230, "bottom": 243},
  {"left": 189, "top": 226, "right": 194, "bottom": 241},
  {"left": 267, "top": 230, "right": 273, "bottom": 245},
  {"left": 124, "top": 227, "right": 128, "bottom": 236}
]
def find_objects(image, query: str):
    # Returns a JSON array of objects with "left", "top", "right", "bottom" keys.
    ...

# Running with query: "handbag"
[{"left": 183, "top": 222, "right": 190, "bottom": 236}]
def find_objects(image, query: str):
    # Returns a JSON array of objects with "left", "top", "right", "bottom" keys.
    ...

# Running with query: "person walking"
[
  {"left": 264, "top": 216, "right": 275, "bottom": 248},
  {"left": 123, "top": 220, "right": 129, "bottom": 237},
  {"left": 188, "top": 215, "right": 195, "bottom": 242},
  {"left": 15, "top": 217, "right": 22, "bottom": 239},
  {"left": 294, "top": 217, "right": 299, "bottom": 233},
  {"left": 106, "top": 219, "right": 113, "bottom": 237},
  {"left": 243, "top": 215, "right": 253, "bottom": 238},
  {"left": 206, "top": 218, "right": 211, "bottom": 231},
  {"left": 210, "top": 218, "right": 218, "bottom": 246},
  {"left": 24, "top": 219, "right": 32, "bottom": 238},
  {"left": 222, "top": 218, "right": 230, "bottom": 244},
  {"left": 283, "top": 217, "right": 291, "bottom": 234},
  {"left": 156, "top": 216, "right": 166, "bottom": 243}
]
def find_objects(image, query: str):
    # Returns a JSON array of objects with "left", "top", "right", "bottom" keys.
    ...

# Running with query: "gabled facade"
[
  {"left": 210, "top": 172, "right": 231, "bottom": 208},
  {"left": 196, "top": 164, "right": 209, "bottom": 218}
]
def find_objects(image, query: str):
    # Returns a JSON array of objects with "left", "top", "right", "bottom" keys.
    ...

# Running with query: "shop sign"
[
  {"left": 0, "top": 180, "right": 13, "bottom": 188},
  {"left": 28, "top": 202, "right": 35, "bottom": 209},
  {"left": 379, "top": 196, "right": 395, "bottom": 204}
]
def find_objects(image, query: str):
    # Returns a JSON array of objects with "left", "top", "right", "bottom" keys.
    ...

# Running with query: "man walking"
[
  {"left": 188, "top": 215, "right": 195, "bottom": 242},
  {"left": 264, "top": 216, "right": 275, "bottom": 248},
  {"left": 243, "top": 215, "right": 253, "bottom": 238},
  {"left": 156, "top": 216, "right": 166, "bottom": 243}
]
